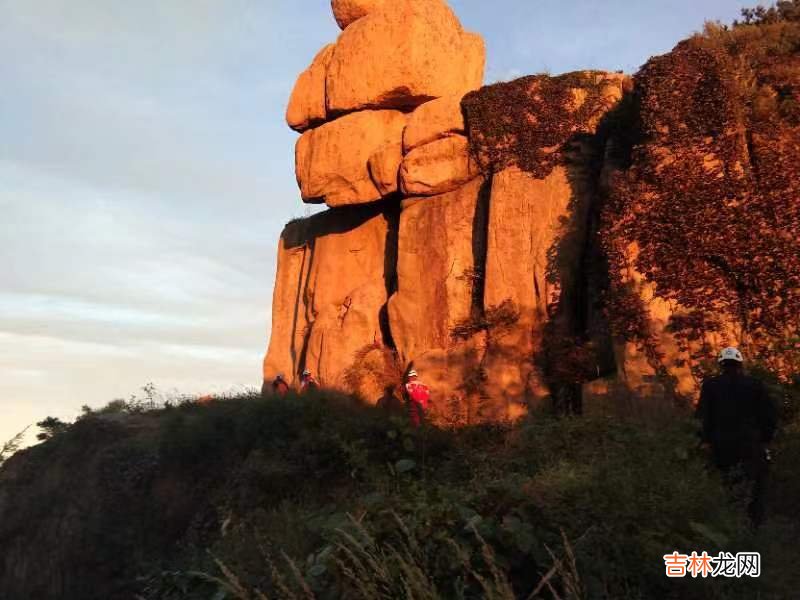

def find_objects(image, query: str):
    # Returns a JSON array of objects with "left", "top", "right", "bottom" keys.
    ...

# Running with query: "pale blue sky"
[{"left": 1, "top": 0, "right": 743, "bottom": 442}]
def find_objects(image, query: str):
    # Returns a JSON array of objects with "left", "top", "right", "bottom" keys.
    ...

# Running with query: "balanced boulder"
[
  {"left": 295, "top": 109, "right": 406, "bottom": 206},
  {"left": 326, "top": 0, "right": 485, "bottom": 114}
]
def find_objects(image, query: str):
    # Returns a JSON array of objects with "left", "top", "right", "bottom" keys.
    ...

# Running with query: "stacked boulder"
[
  {"left": 288, "top": 0, "right": 485, "bottom": 207},
  {"left": 266, "top": 0, "right": 486, "bottom": 395},
  {"left": 265, "top": 0, "right": 630, "bottom": 422}
]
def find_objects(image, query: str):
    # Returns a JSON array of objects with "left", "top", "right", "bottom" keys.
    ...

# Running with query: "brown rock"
[
  {"left": 403, "top": 95, "right": 466, "bottom": 152},
  {"left": 296, "top": 109, "right": 407, "bottom": 207},
  {"left": 331, "top": 0, "right": 387, "bottom": 29},
  {"left": 326, "top": 0, "right": 485, "bottom": 114},
  {"left": 388, "top": 177, "right": 489, "bottom": 423},
  {"left": 461, "top": 32, "right": 487, "bottom": 98},
  {"left": 262, "top": 229, "right": 312, "bottom": 383},
  {"left": 400, "top": 135, "right": 480, "bottom": 196},
  {"left": 463, "top": 70, "right": 628, "bottom": 176},
  {"left": 608, "top": 241, "right": 719, "bottom": 402},
  {"left": 367, "top": 140, "right": 403, "bottom": 196},
  {"left": 286, "top": 45, "right": 335, "bottom": 132},
  {"left": 481, "top": 166, "right": 573, "bottom": 407},
  {"left": 263, "top": 205, "right": 392, "bottom": 388}
]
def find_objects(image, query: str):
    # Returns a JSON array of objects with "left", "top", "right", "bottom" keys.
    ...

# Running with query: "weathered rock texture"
[
  {"left": 400, "top": 134, "right": 480, "bottom": 196},
  {"left": 264, "top": 204, "right": 395, "bottom": 389},
  {"left": 481, "top": 167, "right": 571, "bottom": 407},
  {"left": 286, "top": 44, "right": 334, "bottom": 132},
  {"left": 331, "top": 0, "right": 387, "bottom": 29},
  {"left": 404, "top": 94, "right": 466, "bottom": 152},
  {"left": 290, "top": 0, "right": 485, "bottom": 209},
  {"left": 387, "top": 178, "right": 488, "bottom": 420},
  {"left": 268, "top": 3, "right": 800, "bottom": 423},
  {"left": 368, "top": 140, "right": 404, "bottom": 196},
  {"left": 295, "top": 110, "right": 406, "bottom": 206},
  {"left": 325, "top": 0, "right": 485, "bottom": 115}
]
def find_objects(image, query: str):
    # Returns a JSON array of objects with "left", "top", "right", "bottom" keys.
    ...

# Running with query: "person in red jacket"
[
  {"left": 299, "top": 369, "right": 320, "bottom": 394},
  {"left": 404, "top": 370, "right": 430, "bottom": 427}
]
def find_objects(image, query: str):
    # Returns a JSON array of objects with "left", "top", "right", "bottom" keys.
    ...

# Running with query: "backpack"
[{"left": 407, "top": 381, "right": 430, "bottom": 410}]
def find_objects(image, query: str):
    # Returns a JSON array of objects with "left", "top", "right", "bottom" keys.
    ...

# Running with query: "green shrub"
[{"left": 139, "top": 399, "right": 800, "bottom": 599}]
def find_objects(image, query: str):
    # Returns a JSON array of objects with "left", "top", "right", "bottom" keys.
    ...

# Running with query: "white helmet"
[
  {"left": 718, "top": 347, "right": 744, "bottom": 364},
  {"left": 407, "top": 369, "right": 418, "bottom": 378},
  {"left": 302, "top": 369, "right": 311, "bottom": 377}
]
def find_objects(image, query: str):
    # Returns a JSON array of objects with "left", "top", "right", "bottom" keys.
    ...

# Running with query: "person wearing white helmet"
[
  {"left": 697, "top": 347, "right": 777, "bottom": 526},
  {"left": 299, "top": 369, "right": 319, "bottom": 394},
  {"left": 404, "top": 369, "right": 430, "bottom": 427}
]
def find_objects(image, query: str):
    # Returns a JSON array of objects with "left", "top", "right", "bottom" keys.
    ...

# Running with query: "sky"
[{"left": 0, "top": 0, "right": 744, "bottom": 444}]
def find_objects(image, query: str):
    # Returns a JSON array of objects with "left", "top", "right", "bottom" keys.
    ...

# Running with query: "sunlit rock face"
[
  {"left": 266, "top": 0, "right": 633, "bottom": 423},
  {"left": 295, "top": 109, "right": 407, "bottom": 207},
  {"left": 267, "top": 0, "right": 800, "bottom": 422},
  {"left": 285, "top": 44, "right": 334, "bottom": 132},
  {"left": 325, "top": 0, "right": 485, "bottom": 115},
  {"left": 263, "top": 204, "right": 393, "bottom": 390}
]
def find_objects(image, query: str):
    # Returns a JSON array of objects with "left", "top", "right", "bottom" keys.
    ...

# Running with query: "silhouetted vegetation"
[
  {"left": 1, "top": 377, "right": 798, "bottom": 599},
  {"left": 0, "top": 428, "right": 27, "bottom": 466},
  {"left": 35, "top": 416, "right": 70, "bottom": 441},
  {"left": 736, "top": 0, "right": 800, "bottom": 26}
]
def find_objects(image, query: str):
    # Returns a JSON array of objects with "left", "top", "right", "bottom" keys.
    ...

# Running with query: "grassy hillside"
[{"left": 2, "top": 382, "right": 799, "bottom": 599}]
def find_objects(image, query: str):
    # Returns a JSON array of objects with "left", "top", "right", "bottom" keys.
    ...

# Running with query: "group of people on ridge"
[
  {"left": 267, "top": 368, "right": 431, "bottom": 427},
  {"left": 266, "top": 346, "right": 776, "bottom": 524},
  {"left": 270, "top": 369, "right": 319, "bottom": 396}
]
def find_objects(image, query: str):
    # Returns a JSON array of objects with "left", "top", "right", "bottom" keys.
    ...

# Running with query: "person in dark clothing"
[
  {"left": 697, "top": 347, "right": 777, "bottom": 526},
  {"left": 376, "top": 386, "right": 404, "bottom": 415},
  {"left": 272, "top": 374, "right": 290, "bottom": 396}
]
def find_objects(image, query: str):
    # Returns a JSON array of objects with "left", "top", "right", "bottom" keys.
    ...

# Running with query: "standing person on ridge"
[
  {"left": 272, "top": 374, "right": 290, "bottom": 396},
  {"left": 696, "top": 347, "right": 777, "bottom": 526},
  {"left": 404, "top": 369, "right": 430, "bottom": 427},
  {"left": 299, "top": 369, "right": 320, "bottom": 394}
]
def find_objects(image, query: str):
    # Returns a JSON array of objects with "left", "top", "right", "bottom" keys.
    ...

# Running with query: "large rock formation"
[
  {"left": 267, "top": 1, "right": 800, "bottom": 422},
  {"left": 387, "top": 178, "right": 489, "bottom": 421},
  {"left": 481, "top": 167, "right": 573, "bottom": 407},
  {"left": 268, "top": 0, "right": 633, "bottom": 423}
]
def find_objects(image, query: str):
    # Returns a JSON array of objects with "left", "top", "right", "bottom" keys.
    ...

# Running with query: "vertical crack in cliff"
[
  {"left": 540, "top": 94, "right": 639, "bottom": 412},
  {"left": 296, "top": 236, "right": 316, "bottom": 377},
  {"left": 469, "top": 176, "right": 494, "bottom": 419},
  {"left": 470, "top": 177, "right": 492, "bottom": 320},
  {"left": 379, "top": 198, "right": 401, "bottom": 350}
]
